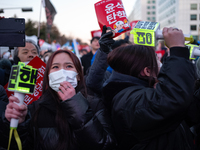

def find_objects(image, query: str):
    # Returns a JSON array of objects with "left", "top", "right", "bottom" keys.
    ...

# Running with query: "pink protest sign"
[
  {"left": 95, "top": 0, "right": 131, "bottom": 38},
  {"left": 4, "top": 56, "right": 46, "bottom": 105}
]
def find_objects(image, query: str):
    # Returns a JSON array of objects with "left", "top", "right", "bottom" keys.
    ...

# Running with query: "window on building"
[
  {"left": 191, "top": 25, "right": 197, "bottom": 30},
  {"left": 191, "top": 4, "right": 197, "bottom": 10},
  {"left": 152, "top": 17, "right": 156, "bottom": 21},
  {"left": 147, "top": 6, "right": 151, "bottom": 9},
  {"left": 147, "top": 12, "right": 151, "bottom": 14},
  {"left": 191, "top": 14, "right": 197, "bottom": 20},
  {"left": 152, "top": 0, "right": 155, "bottom": 4},
  {"left": 148, "top": 0, "right": 151, "bottom": 4},
  {"left": 152, "top": 11, "right": 156, "bottom": 15},
  {"left": 147, "top": 17, "right": 151, "bottom": 20},
  {"left": 193, "top": 35, "right": 198, "bottom": 41},
  {"left": 152, "top": 6, "right": 156, "bottom": 9}
]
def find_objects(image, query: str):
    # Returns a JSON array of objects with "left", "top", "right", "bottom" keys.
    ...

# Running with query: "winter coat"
[
  {"left": 187, "top": 80, "right": 200, "bottom": 149},
  {"left": 103, "top": 47, "right": 196, "bottom": 150},
  {"left": 0, "top": 89, "right": 116, "bottom": 150},
  {"left": 0, "top": 85, "right": 9, "bottom": 150},
  {"left": 81, "top": 51, "right": 93, "bottom": 75},
  {"left": 86, "top": 49, "right": 111, "bottom": 96}
]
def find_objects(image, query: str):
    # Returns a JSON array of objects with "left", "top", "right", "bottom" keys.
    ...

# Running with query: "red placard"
[
  {"left": 91, "top": 29, "right": 102, "bottom": 38},
  {"left": 79, "top": 45, "right": 90, "bottom": 51},
  {"left": 94, "top": 0, "right": 131, "bottom": 38},
  {"left": 130, "top": 20, "right": 141, "bottom": 29},
  {"left": 39, "top": 39, "right": 45, "bottom": 47},
  {"left": 156, "top": 50, "right": 165, "bottom": 61},
  {"left": 4, "top": 56, "right": 46, "bottom": 105}
]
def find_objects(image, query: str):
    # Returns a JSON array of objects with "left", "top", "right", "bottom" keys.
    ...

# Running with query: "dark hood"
[
  {"left": 103, "top": 70, "right": 148, "bottom": 88},
  {"left": 103, "top": 70, "right": 148, "bottom": 108}
]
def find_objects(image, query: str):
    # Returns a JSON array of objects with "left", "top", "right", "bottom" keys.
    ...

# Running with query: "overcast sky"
[{"left": 1, "top": 0, "right": 136, "bottom": 44}]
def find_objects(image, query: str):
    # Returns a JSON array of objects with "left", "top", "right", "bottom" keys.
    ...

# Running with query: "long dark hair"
[
  {"left": 107, "top": 44, "right": 159, "bottom": 86},
  {"left": 33, "top": 50, "right": 86, "bottom": 149},
  {"left": 42, "top": 50, "right": 86, "bottom": 96}
]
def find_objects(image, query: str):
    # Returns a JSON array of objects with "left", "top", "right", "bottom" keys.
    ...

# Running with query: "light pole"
[{"left": 0, "top": 7, "right": 33, "bottom": 13}]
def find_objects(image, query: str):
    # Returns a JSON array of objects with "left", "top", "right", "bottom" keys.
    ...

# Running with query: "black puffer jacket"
[
  {"left": 0, "top": 90, "right": 116, "bottom": 150},
  {"left": 86, "top": 49, "right": 111, "bottom": 96},
  {"left": 0, "top": 85, "right": 9, "bottom": 150},
  {"left": 0, "top": 85, "right": 8, "bottom": 103},
  {"left": 187, "top": 81, "right": 200, "bottom": 149},
  {"left": 103, "top": 47, "right": 196, "bottom": 150}
]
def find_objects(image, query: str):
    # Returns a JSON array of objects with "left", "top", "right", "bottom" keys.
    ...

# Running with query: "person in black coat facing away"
[
  {"left": 103, "top": 27, "right": 196, "bottom": 150},
  {"left": 187, "top": 57, "right": 200, "bottom": 149},
  {"left": 1, "top": 50, "right": 116, "bottom": 150}
]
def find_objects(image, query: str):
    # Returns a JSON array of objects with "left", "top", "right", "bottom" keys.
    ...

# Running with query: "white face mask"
[{"left": 49, "top": 69, "right": 78, "bottom": 92}]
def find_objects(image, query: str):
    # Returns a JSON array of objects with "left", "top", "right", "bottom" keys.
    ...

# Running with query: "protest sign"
[
  {"left": 95, "top": 0, "right": 131, "bottom": 38},
  {"left": 4, "top": 56, "right": 46, "bottom": 105},
  {"left": 91, "top": 29, "right": 102, "bottom": 38}
]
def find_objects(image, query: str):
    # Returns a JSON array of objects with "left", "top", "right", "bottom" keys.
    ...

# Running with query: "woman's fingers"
[
  {"left": 60, "top": 81, "right": 72, "bottom": 90},
  {"left": 58, "top": 81, "right": 76, "bottom": 101},
  {"left": 9, "top": 96, "right": 20, "bottom": 103},
  {"left": 5, "top": 99, "right": 27, "bottom": 122}
]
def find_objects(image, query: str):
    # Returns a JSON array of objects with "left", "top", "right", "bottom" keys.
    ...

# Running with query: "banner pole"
[{"left": 37, "top": 0, "right": 43, "bottom": 38}]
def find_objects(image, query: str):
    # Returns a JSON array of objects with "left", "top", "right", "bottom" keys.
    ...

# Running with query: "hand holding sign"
[
  {"left": 130, "top": 21, "right": 194, "bottom": 47},
  {"left": 5, "top": 96, "right": 27, "bottom": 124},
  {"left": 7, "top": 62, "right": 38, "bottom": 150},
  {"left": 163, "top": 27, "right": 185, "bottom": 48},
  {"left": 99, "top": 25, "right": 115, "bottom": 54}
]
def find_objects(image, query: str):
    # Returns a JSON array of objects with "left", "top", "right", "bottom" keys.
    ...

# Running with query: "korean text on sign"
[{"left": 8, "top": 62, "right": 38, "bottom": 94}]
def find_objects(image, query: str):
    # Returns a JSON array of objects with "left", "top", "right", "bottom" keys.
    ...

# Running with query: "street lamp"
[
  {"left": 22, "top": 8, "right": 33, "bottom": 12},
  {"left": 0, "top": 7, "right": 33, "bottom": 13}
]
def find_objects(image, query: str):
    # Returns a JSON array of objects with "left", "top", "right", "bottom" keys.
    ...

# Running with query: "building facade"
[
  {"left": 128, "top": 0, "right": 156, "bottom": 23},
  {"left": 128, "top": 0, "right": 200, "bottom": 41},
  {"left": 157, "top": 0, "right": 200, "bottom": 41},
  {"left": 126, "top": 0, "right": 156, "bottom": 42}
]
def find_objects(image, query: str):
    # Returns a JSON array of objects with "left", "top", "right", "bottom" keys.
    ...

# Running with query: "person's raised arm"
[
  {"left": 163, "top": 27, "right": 189, "bottom": 59},
  {"left": 86, "top": 25, "right": 115, "bottom": 94}
]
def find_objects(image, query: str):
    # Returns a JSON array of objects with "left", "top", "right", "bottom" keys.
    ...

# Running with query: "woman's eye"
[
  {"left": 52, "top": 66, "right": 58, "bottom": 69},
  {"left": 66, "top": 65, "right": 73, "bottom": 68}
]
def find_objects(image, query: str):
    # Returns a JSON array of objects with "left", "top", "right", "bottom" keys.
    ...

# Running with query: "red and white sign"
[
  {"left": 130, "top": 20, "right": 141, "bottom": 29},
  {"left": 156, "top": 50, "right": 165, "bottom": 61},
  {"left": 91, "top": 29, "right": 102, "bottom": 38},
  {"left": 94, "top": 0, "right": 131, "bottom": 38},
  {"left": 4, "top": 56, "right": 46, "bottom": 105},
  {"left": 39, "top": 39, "right": 45, "bottom": 47},
  {"left": 79, "top": 45, "right": 90, "bottom": 51}
]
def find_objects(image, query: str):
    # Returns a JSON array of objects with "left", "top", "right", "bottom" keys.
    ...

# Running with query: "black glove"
[{"left": 99, "top": 25, "right": 115, "bottom": 54}]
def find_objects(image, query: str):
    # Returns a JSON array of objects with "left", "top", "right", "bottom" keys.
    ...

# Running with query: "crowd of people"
[{"left": 0, "top": 25, "right": 200, "bottom": 150}]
